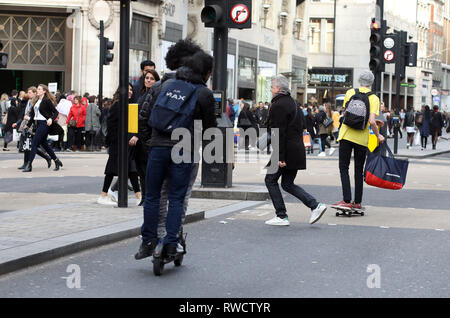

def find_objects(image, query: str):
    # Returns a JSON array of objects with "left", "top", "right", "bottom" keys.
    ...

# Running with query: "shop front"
[
  {"left": 237, "top": 41, "right": 257, "bottom": 102},
  {"left": 0, "top": 9, "right": 71, "bottom": 94},
  {"left": 307, "top": 67, "right": 353, "bottom": 106}
]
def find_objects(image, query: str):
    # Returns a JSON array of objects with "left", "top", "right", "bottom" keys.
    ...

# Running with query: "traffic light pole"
[
  {"left": 374, "top": 0, "right": 384, "bottom": 98},
  {"left": 212, "top": 27, "right": 228, "bottom": 97},
  {"left": 98, "top": 20, "right": 104, "bottom": 112},
  {"left": 393, "top": 30, "right": 407, "bottom": 155},
  {"left": 118, "top": 0, "right": 130, "bottom": 207}
]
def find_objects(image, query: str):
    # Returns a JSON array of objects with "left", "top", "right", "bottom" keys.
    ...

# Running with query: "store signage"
[
  {"left": 310, "top": 74, "right": 348, "bottom": 83},
  {"left": 308, "top": 68, "right": 353, "bottom": 87}
]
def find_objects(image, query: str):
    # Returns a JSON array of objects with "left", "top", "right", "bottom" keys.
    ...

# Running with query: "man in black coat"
[{"left": 264, "top": 75, "right": 327, "bottom": 226}]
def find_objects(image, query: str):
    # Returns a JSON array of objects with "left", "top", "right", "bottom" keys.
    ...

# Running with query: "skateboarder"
[{"left": 331, "top": 70, "right": 385, "bottom": 212}]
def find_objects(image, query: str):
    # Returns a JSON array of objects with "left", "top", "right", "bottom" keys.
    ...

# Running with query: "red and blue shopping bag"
[{"left": 364, "top": 143, "right": 409, "bottom": 190}]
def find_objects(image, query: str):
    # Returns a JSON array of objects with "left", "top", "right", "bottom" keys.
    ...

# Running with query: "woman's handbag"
[
  {"left": 238, "top": 111, "right": 252, "bottom": 127},
  {"left": 68, "top": 107, "right": 80, "bottom": 128},
  {"left": 322, "top": 117, "right": 334, "bottom": 128},
  {"left": 364, "top": 143, "right": 409, "bottom": 190},
  {"left": 1, "top": 113, "right": 7, "bottom": 125}
]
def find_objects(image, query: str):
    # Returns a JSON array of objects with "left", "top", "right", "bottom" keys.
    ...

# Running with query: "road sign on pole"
[{"left": 384, "top": 50, "right": 394, "bottom": 62}]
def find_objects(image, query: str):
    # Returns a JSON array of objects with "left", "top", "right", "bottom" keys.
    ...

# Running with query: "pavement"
[{"left": 0, "top": 130, "right": 449, "bottom": 278}]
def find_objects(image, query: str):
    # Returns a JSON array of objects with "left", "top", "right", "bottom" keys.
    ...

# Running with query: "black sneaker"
[
  {"left": 163, "top": 244, "right": 178, "bottom": 258},
  {"left": 134, "top": 239, "right": 158, "bottom": 260}
]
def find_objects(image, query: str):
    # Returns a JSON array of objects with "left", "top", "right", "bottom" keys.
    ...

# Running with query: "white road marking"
[
  {"left": 257, "top": 212, "right": 270, "bottom": 217},
  {"left": 380, "top": 226, "right": 390, "bottom": 229}
]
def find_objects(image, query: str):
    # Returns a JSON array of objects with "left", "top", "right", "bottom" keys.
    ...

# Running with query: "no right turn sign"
[{"left": 384, "top": 50, "right": 394, "bottom": 62}]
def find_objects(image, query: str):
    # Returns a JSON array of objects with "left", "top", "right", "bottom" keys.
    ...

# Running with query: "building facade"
[
  {"left": 0, "top": 0, "right": 188, "bottom": 98},
  {"left": 188, "top": 0, "right": 309, "bottom": 104}
]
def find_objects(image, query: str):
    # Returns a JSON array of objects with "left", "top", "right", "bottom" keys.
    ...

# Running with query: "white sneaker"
[
  {"left": 309, "top": 203, "right": 327, "bottom": 224},
  {"left": 318, "top": 152, "right": 326, "bottom": 157},
  {"left": 97, "top": 195, "right": 118, "bottom": 206},
  {"left": 328, "top": 148, "right": 336, "bottom": 156},
  {"left": 108, "top": 188, "right": 118, "bottom": 202},
  {"left": 265, "top": 216, "right": 290, "bottom": 226}
]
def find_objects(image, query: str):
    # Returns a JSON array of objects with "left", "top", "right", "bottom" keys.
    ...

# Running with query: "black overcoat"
[{"left": 268, "top": 93, "right": 306, "bottom": 170}]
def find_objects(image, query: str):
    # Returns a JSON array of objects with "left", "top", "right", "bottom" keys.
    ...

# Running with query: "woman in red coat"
[{"left": 66, "top": 96, "right": 87, "bottom": 151}]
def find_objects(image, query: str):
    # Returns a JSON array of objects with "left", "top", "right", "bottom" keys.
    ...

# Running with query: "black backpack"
[{"left": 342, "top": 89, "right": 374, "bottom": 130}]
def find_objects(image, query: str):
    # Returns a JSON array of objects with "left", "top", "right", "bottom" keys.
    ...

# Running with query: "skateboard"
[{"left": 332, "top": 206, "right": 365, "bottom": 217}]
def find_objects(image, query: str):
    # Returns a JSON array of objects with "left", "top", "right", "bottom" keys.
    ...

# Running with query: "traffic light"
[
  {"left": 201, "top": 0, "right": 226, "bottom": 28},
  {"left": 0, "top": 41, "right": 7, "bottom": 68},
  {"left": 102, "top": 37, "right": 114, "bottom": 65},
  {"left": 369, "top": 18, "right": 384, "bottom": 73},
  {"left": 201, "top": 0, "right": 252, "bottom": 29},
  {"left": 405, "top": 42, "right": 418, "bottom": 67}
]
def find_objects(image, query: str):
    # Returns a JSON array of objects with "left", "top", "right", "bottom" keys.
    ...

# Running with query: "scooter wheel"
[
  {"left": 335, "top": 212, "right": 340, "bottom": 217},
  {"left": 153, "top": 258, "right": 164, "bottom": 276},
  {"left": 361, "top": 212, "right": 365, "bottom": 216},
  {"left": 174, "top": 254, "right": 184, "bottom": 267}
]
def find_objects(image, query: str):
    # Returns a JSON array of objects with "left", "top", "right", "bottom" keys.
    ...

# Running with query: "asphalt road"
[{"left": 0, "top": 215, "right": 449, "bottom": 298}]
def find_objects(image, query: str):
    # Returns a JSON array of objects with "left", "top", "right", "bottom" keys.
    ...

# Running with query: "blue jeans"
[{"left": 141, "top": 146, "right": 193, "bottom": 245}]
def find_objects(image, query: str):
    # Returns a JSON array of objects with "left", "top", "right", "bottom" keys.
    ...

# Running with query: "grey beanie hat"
[{"left": 359, "top": 70, "right": 375, "bottom": 87}]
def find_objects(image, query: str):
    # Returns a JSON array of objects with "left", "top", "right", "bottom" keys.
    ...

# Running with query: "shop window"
[
  {"left": 325, "top": 18, "right": 334, "bottom": 54},
  {"left": 129, "top": 14, "right": 152, "bottom": 84},
  {"left": 309, "top": 18, "right": 321, "bottom": 53}
]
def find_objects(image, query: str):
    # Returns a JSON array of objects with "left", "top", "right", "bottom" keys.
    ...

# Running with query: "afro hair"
[{"left": 164, "top": 39, "right": 202, "bottom": 71}]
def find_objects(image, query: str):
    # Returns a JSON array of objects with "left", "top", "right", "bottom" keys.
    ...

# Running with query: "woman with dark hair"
[
  {"left": 237, "top": 102, "right": 258, "bottom": 150},
  {"left": 18, "top": 86, "right": 52, "bottom": 169},
  {"left": 419, "top": 105, "right": 432, "bottom": 150},
  {"left": 98, "top": 83, "right": 142, "bottom": 206},
  {"left": 23, "top": 84, "right": 63, "bottom": 172},
  {"left": 138, "top": 69, "right": 160, "bottom": 104},
  {"left": 2, "top": 95, "right": 19, "bottom": 151},
  {"left": 66, "top": 96, "right": 86, "bottom": 151},
  {"left": 431, "top": 105, "right": 444, "bottom": 150}
]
